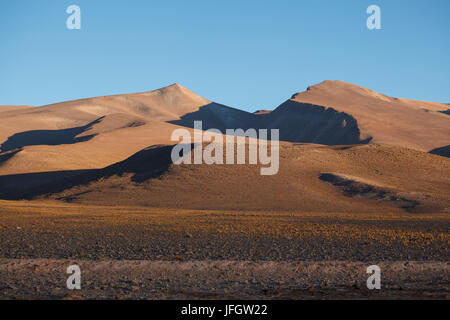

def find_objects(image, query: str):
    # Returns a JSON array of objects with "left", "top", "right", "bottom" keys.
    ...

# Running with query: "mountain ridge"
[{"left": 0, "top": 80, "right": 448, "bottom": 178}]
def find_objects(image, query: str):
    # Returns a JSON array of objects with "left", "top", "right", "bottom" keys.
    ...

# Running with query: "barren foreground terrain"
[
  {"left": 0, "top": 201, "right": 448, "bottom": 299},
  {"left": 0, "top": 81, "right": 448, "bottom": 299},
  {"left": 1, "top": 259, "right": 448, "bottom": 299}
]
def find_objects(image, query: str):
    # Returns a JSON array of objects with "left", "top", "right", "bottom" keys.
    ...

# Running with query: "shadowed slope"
[
  {"left": 0, "top": 143, "right": 447, "bottom": 213},
  {"left": 0, "top": 83, "right": 209, "bottom": 146},
  {"left": 264, "top": 101, "right": 371, "bottom": 144},
  {"left": 0, "top": 117, "right": 103, "bottom": 152},
  {"left": 0, "top": 84, "right": 209, "bottom": 175},
  {"left": 430, "top": 145, "right": 450, "bottom": 158},
  {"left": 0, "top": 145, "right": 180, "bottom": 200},
  {"left": 0, "top": 149, "right": 21, "bottom": 166},
  {"left": 0, "top": 80, "right": 449, "bottom": 178},
  {"left": 168, "top": 103, "right": 258, "bottom": 132},
  {"left": 319, "top": 173, "right": 420, "bottom": 210},
  {"left": 168, "top": 81, "right": 449, "bottom": 148},
  {"left": 41, "top": 144, "right": 450, "bottom": 213},
  {"left": 291, "top": 80, "right": 450, "bottom": 152}
]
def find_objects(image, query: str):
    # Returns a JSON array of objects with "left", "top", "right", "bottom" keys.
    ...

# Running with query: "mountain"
[
  {"left": 0, "top": 84, "right": 248, "bottom": 175},
  {"left": 0, "top": 143, "right": 448, "bottom": 213},
  {"left": 286, "top": 80, "right": 449, "bottom": 151},
  {"left": 0, "top": 80, "right": 448, "bottom": 212}
]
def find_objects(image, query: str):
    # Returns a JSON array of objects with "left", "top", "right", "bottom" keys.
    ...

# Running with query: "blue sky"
[{"left": 1, "top": 0, "right": 449, "bottom": 111}]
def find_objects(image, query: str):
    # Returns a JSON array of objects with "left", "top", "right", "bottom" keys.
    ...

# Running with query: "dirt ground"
[
  {"left": 1, "top": 259, "right": 449, "bottom": 299},
  {"left": 0, "top": 201, "right": 448, "bottom": 299}
]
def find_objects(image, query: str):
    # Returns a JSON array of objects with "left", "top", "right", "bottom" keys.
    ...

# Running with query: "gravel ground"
[
  {"left": 1, "top": 230, "right": 449, "bottom": 262},
  {"left": 1, "top": 259, "right": 449, "bottom": 300},
  {"left": 0, "top": 202, "right": 448, "bottom": 299}
]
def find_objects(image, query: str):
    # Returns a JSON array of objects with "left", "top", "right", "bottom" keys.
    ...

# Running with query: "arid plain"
[{"left": 0, "top": 81, "right": 449, "bottom": 299}]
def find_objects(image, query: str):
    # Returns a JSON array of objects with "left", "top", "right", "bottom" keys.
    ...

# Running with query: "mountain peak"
[
  {"left": 305, "top": 80, "right": 377, "bottom": 94},
  {"left": 289, "top": 80, "right": 397, "bottom": 104},
  {"left": 284, "top": 80, "right": 450, "bottom": 152},
  {"left": 166, "top": 83, "right": 184, "bottom": 89},
  {"left": 151, "top": 83, "right": 207, "bottom": 101}
]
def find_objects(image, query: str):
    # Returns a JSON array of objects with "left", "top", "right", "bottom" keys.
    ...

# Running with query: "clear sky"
[{"left": 1, "top": 0, "right": 449, "bottom": 111}]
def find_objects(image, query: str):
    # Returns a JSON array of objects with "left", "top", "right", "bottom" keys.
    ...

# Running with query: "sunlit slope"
[
  {"left": 1, "top": 143, "right": 446, "bottom": 213},
  {"left": 0, "top": 84, "right": 238, "bottom": 174},
  {"left": 287, "top": 80, "right": 450, "bottom": 151}
]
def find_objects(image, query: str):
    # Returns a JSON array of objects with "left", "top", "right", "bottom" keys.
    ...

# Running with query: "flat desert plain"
[{"left": 0, "top": 81, "right": 449, "bottom": 299}]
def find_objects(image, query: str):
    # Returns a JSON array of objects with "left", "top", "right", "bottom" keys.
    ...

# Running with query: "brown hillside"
[
  {"left": 0, "top": 143, "right": 447, "bottom": 213},
  {"left": 290, "top": 80, "right": 450, "bottom": 152}
]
